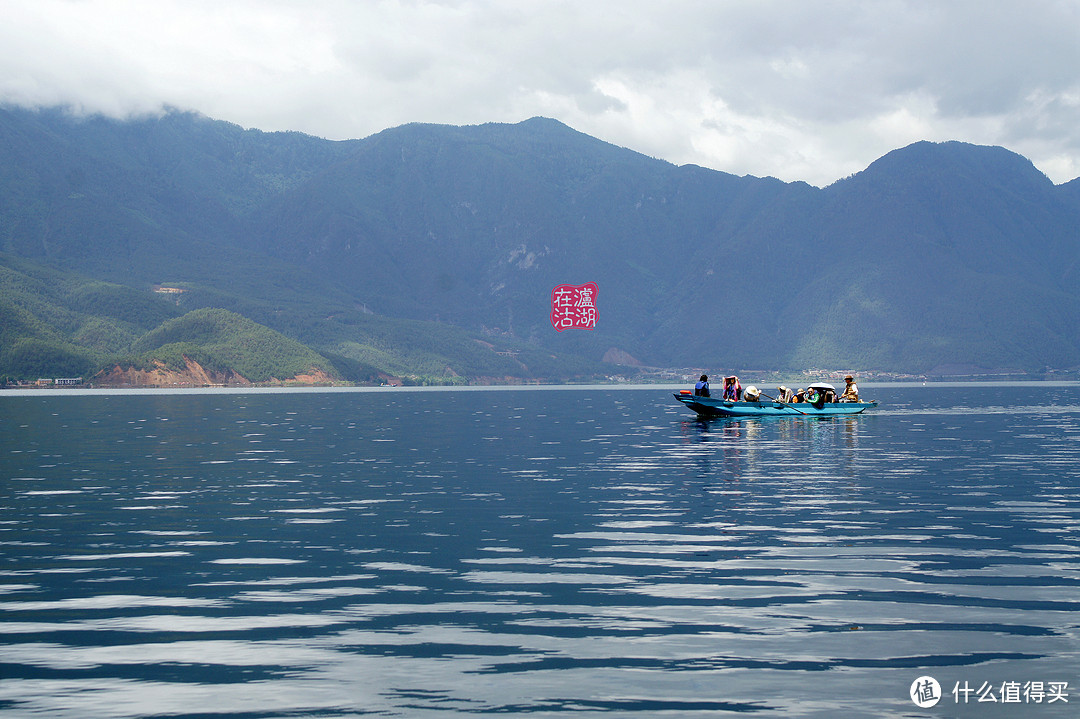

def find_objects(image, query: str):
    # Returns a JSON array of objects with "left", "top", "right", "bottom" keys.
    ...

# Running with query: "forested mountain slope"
[{"left": 1, "top": 105, "right": 1078, "bottom": 381}]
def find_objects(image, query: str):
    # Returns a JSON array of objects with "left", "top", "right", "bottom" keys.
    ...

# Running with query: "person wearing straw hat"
[{"left": 839, "top": 375, "right": 859, "bottom": 402}]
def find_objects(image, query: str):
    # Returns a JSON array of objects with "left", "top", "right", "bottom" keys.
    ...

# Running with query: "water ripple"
[{"left": 1, "top": 385, "right": 1078, "bottom": 717}]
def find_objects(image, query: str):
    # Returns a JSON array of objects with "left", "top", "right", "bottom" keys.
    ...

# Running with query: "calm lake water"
[{"left": 1, "top": 383, "right": 1078, "bottom": 718}]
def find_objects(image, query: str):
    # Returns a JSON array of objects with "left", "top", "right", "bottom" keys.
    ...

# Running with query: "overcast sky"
[{"left": 2, "top": 0, "right": 1078, "bottom": 186}]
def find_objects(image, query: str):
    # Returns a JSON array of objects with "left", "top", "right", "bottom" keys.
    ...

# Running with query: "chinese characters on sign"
[{"left": 550, "top": 282, "right": 598, "bottom": 332}]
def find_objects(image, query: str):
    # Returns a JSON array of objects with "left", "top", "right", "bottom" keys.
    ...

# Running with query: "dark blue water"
[{"left": 1, "top": 384, "right": 1078, "bottom": 717}]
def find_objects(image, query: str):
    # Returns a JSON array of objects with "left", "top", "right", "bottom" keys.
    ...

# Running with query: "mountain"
[
  {"left": 246, "top": 119, "right": 1080, "bottom": 373},
  {"left": 0, "top": 108, "right": 601, "bottom": 384},
  {"left": 799, "top": 142, "right": 1080, "bottom": 370},
  {"left": 248, "top": 118, "right": 802, "bottom": 361},
  {"left": 1, "top": 105, "right": 1078, "bottom": 382}
]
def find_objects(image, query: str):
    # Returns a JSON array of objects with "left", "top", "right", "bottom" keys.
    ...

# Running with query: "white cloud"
[{"left": 1, "top": 0, "right": 1078, "bottom": 185}]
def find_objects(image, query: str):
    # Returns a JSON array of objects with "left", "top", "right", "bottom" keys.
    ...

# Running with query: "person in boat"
[
  {"left": 694, "top": 374, "right": 711, "bottom": 397},
  {"left": 722, "top": 375, "right": 742, "bottom": 401},
  {"left": 743, "top": 386, "right": 761, "bottom": 402},
  {"left": 839, "top": 375, "right": 860, "bottom": 402},
  {"left": 776, "top": 386, "right": 794, "bottom": 402},
  {"left": 805, "top": 384, "right": 837, "bottom": 406}
]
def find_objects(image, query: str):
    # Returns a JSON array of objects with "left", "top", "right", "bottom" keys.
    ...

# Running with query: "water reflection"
[
  {"left": 1, "top": 385, "right": 1078, "bottom": 717},
  {"left": 671, "top": 414, "right": 868, "bottom": 488}
]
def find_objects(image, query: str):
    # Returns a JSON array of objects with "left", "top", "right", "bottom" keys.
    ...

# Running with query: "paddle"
[{"left": 760, "top": 391, "right": 811, "bottom": 415}]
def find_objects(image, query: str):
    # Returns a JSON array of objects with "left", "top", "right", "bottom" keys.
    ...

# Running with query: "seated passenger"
[
  {"left": 694, "top": 374, "right": 710, "bottom": 397},
  {"left": 839, "top": 375, "right": 860, "bottom": 402},
  {"left": 743, "top": 386, "right": 761, "bottom": 401},
  {"left": 722, "top": 376, "right": 742, "bottom": 401},
  {"left": 806, "top": 384, "right": 835, "bottom": 405},
  {"left": 776, "top": 386, "right": 793, "bottom": 402}
]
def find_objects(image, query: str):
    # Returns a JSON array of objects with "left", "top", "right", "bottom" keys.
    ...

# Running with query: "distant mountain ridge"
[{"left": 1, "top": 105, "right": 1078, "bottom": 382}]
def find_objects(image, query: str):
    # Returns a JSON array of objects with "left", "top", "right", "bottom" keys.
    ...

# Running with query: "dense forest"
[{"left": 1, "top": 106, "right": 1078, "bottom": 383}]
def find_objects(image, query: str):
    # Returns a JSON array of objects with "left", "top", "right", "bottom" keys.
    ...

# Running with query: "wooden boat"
[{"left": 673, "top": 383, "right": 877, "bottom": 418}]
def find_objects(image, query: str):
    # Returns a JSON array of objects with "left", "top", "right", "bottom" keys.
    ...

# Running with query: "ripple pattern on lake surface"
[{"left": 1, "top": 385, "right": 1078, "bottom": 717}]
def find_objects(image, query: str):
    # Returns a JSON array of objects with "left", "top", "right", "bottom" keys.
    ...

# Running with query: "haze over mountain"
[{"left": 1, "top": 105, "right": 1078, "bottom": 383}]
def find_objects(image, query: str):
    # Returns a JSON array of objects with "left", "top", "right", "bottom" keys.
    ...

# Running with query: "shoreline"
[{"left": 2, "top": 379, "right": 1079, "bottom": 397}]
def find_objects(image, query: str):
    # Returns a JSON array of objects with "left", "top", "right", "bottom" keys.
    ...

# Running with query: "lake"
[{"left": 1, "top": 383, "right": 1078, "bottom": 717}]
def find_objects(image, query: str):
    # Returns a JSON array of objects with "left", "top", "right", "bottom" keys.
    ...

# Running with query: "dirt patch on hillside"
[
  {"left": 267, "top": 368, "right": 337, "bottom": 385},
  {"left": 94, "top": 357, "right": 251, "bottom": 387},
  {"left": 95, "top": 359, "right": 342, "bottom": 387}
]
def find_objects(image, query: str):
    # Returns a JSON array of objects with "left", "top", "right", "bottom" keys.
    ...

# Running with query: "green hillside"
[
  {"left": 0, "top": 254, "right": 177, "bottom": 380},
  {"left": 0, "top": 252, "right": 604, "bottom": 384},
  {"left": 123, "top": 308, "right": 333, "bottom": 382}
]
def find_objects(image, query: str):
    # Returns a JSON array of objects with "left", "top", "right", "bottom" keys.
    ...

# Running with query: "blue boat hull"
[{"left": 673, "top": 393, "right": 877, "bottom": 418}]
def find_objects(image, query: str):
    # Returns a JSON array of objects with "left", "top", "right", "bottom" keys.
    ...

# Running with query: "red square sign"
[{"left": 551, "top": 282, "right": 597, "bottom": 331}]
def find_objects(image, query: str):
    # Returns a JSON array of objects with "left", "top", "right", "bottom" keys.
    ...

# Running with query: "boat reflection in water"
[{"left": 674, "top": 409, "right": 866, "bottom": 488}]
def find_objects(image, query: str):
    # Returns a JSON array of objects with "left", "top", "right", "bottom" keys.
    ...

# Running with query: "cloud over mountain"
[{"left": 2, "top": 1, "right": 1078, "bottom": 187}]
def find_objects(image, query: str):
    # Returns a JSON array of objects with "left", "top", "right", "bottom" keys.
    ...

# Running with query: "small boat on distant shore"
[{"left": 673, "top": 382, "right": 877, "bottom": 418}]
